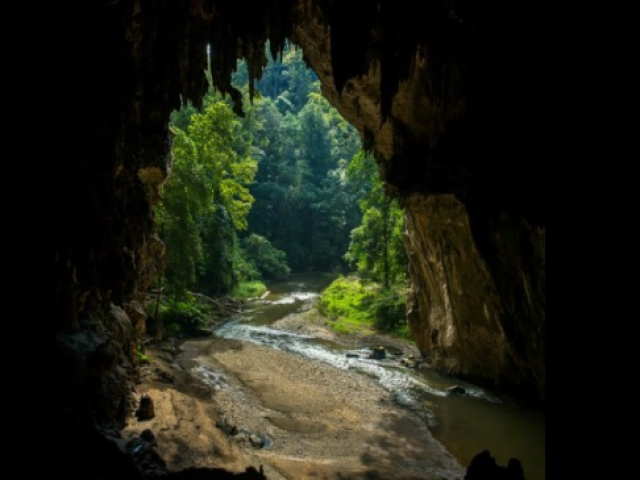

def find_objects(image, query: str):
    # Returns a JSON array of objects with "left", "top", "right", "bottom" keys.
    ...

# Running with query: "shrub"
[
  {"left": 241, "top": 234, "right": 291, "bottom": 279},
  {"left": 320, "top": 276, "right": 408, "bottom": 338},
  {"left": 232, "top": 281, "right": 268, "bottom": 300},
  {"left": 159, "top": 298, "right": 212, "bottom": 336}
]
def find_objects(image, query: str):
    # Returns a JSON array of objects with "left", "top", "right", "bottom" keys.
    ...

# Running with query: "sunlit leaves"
[{"left": 158, "top": 99, "right": 258, "bottom": 298}]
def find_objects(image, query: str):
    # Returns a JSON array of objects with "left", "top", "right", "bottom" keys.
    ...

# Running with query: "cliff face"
[
  {"left": 404, "top": 196, "right": 546, "bottom": 400},
  {"left": 291, "top": 3, "right": 546, "bottom": 400},
  {"left": 56, "top": 3, "right": 545, "bottom": 471}
]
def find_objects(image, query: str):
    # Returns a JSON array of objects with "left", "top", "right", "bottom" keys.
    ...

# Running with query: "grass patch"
[
  {"left": 137, "top": 345, "right": 151, "bottom": 365},
  {"left": 319, "top": 277, "right": 409, "bottom": 337},
  {"left": 232, "top": 280, "right": 268, "bottom": 300}
]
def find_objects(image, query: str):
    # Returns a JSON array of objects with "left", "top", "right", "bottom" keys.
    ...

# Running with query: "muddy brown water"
[{"left": 214, "top": 274, "right": 546, "bottom": 480}]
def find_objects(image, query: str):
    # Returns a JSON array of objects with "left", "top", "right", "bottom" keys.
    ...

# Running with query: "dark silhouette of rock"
[
  {"left": 137, "top": 394, "right": 156, "bottom": 421},
  {"left": 370, "top": 347, "right": 387, "bottom": 361},
  {"left": 447, "top": 386, "right": 467, "bottom": 397},
  {"left": 171, "top": 467, "right": 267, "bottom": 479},
  {"left": 126, "top": 437, "right": 168, "bottom": 478},
  {"left": 466, "top": 451, "right": 526, "bottom": 480},
  {"left": 141, "top": 429, "right": 158, "bottom": 447}
]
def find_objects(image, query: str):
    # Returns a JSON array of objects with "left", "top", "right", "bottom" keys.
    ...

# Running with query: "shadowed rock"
[
  {"left": 447, "top": 386, "right": 467, "bottom": 397},
  {"left": 137, "top": 394, "right": 156, "bottom": 421},
  {"left": 170, "top": 467, "right": 267, "bottom": 479},
  {"left": 370, "top": 347, "right": 387, "bottom": 361},
  {"left": 466, "top": 451, "right": 526, "bottom": 480}
]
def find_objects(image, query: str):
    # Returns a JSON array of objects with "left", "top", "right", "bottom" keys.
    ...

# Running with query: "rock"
[
  {"left": 137, "top": 394, "right": 156, "bottom": 421},
  {"left": 406, "top": 196, "right": 546, "bottom": 401},
  {"left": 401, "top": 358, "right": 421, "bottom": 369},
  {"left": 465, "top": 451, "right": 526, "bottom": 480},
  {"left": 370, "top": 347, "right": 387, "bottom": 361},
  {"left": 159, "top": 343, "right": 177, "bottom": 354},
  {"left": 216, "top": 418, "right": 239, "bottom": 437},
  {"left": 126, "top": 302, "right": 148, "bottom": 339},
  {"left": 154, "top": 369, "right": 175, "bottom": 384},
  {"left": 447, "top": 386, "right": 467, "bottom": 397},
  {"left": 250, "top": 434, "right": 265, "bottom": 449},
  {"left": 161, "top": 352, "right": 174, "bottom": 363},
  {"left": 141, "top": 429, "right": 158, "bottom": 447},
  {"left": 125, "top": 437, "right": 168, "bottom": 478},
  {"left": 346, "top": 354, "right": 360, "bottom": 359}
]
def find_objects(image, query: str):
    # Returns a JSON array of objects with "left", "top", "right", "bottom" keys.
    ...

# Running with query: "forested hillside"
[{"left": 155, "top": 44, "right": 408, "bottom": 335}]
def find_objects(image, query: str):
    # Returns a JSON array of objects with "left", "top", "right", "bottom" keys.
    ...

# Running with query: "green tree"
[
  {"left": 159, "top": 99, "right": 258, "bottom": 298},
  {"left": 345, "top": 152, "right": 408, "bottom": 289},
  {"left": 241, "top": 234, "right": 291, "bottom": 280}
]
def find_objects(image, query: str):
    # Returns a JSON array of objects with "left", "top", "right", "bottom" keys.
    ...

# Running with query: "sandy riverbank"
[{"left": 124, "top": 323, "right": 463, "bottom": 480}]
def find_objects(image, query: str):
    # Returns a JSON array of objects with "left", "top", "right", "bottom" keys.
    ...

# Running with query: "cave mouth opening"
[
  {"left": 159, "top": 42, "right": 404, "bottom": 302},
  {"left": 58, "top": 3, "right": 545, "bottom": 478},
  {"left": 148, "top": 46, "right": 545, "bottom": 480}
]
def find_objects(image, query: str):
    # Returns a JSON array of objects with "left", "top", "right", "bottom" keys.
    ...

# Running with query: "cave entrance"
[
  {"left": 59, "top": 3, "right": 545, "bottom": 477},
  {"left": 147, "top": 43, "right": 545, "bottom": 480},
  {"left": 159, "top": 43, "right": 408, "bottom": 313}
]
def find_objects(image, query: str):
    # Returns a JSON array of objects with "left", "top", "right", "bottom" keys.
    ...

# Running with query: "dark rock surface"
[
  {"left": 370, "top": 347, "right": 387, "bottom": 361},
  {"left": 446, "top": 386, "right": 467, "bottom": 397},
  {"left": 405, "top": 196, "right": 546, "bottom": 400},
  {"left": 170, "top": 468, "right": 266, "bottom": 480},
  {"left": 465, "top": 451, "right": 526, "bottom": 480},
  {"left": 137, "top": 394, "right": 156, "bottom": 421}
]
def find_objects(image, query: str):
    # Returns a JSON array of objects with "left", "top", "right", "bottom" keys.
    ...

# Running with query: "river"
[{"left": 213, "top": 274, "right": 546, "bottom": 480}]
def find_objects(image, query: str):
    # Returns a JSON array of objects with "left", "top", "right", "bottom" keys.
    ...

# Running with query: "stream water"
[{"left": 213, "top": 274, "right": 546, "bottom": 480}]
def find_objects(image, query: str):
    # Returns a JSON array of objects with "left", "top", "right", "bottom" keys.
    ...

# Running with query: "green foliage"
[
  {"left": 232, "top": 46, "right": 362, "bottom": 273},
  {"left": 232, "top": 281, "right": 268, "bottom": 300},
  {"left": 137, "top": 345, "right": 151, "bottom": 365},
  {"left": 241, "top": 234, "right": 291, "bottom": 279},
  {"left": 160, "top": 97, "right": 258, "bottom": 298},
  {"left": 319, "top": 277, "right": 409, "bottom": 338},
  {"left": 156, "top": 297, "right": 212, "bottom": 336},
  {"left": 159, "top": 43, "right": 409, "bottom": 307},
  {"left": 161, "top": 298, "right": 211, "bottom": 326},
  {"left": 345, "top": 152, "right": 408, "bottom": 288}
]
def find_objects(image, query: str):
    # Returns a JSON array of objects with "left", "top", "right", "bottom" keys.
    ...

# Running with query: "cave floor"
[{"left": 124, "top": 336, "right": 463, "bottom": 480}]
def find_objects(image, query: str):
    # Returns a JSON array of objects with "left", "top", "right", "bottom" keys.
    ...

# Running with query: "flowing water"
[{"left": 214, "top": 274, "right": 546, "bottom": 480}]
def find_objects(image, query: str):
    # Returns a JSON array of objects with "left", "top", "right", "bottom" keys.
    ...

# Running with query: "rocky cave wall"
[
  {"left": 292, "top": 1, "right": 546, "bottom": 400},
  {"left": 56, "top": 2, "right": 545, "bottom": 472}
]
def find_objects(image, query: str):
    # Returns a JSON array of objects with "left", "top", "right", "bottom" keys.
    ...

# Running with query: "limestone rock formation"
[{"left": 405, "top": 196, "right": 546, "bottom": 399}]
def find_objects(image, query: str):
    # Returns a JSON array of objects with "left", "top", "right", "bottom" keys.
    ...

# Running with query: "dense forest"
[{"left": 155, "top": 45, "right": 408, "bottom": 335}]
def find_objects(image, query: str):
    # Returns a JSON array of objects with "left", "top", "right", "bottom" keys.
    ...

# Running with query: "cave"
[{"left": 56, "top": 1, "right": 545, "bottom": 478}]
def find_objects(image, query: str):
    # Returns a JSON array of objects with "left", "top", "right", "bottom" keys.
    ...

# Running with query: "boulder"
[
  {"left": 137, "top": 394, "right": 156, "bottom": 421},
  {"left": 126, "top": 437, "right": 167, "bottom": 478},
  {"left": 250, "top": 434, "right": 265, "bottom": 449},
  {"left": 370, "top": 347, "right": 387, "bottom": 361},
  {"left": 447, "top": 386, "right": 467, "bottom": 397},
  {"left": 465, "top": 451, "right": 525, "bottom": 480},
  {"left": 402, "top": 358, "right": 421, "bottom": 369},
  {"left": 141, "top": 429, "right": 158, "bottom": 447}
]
